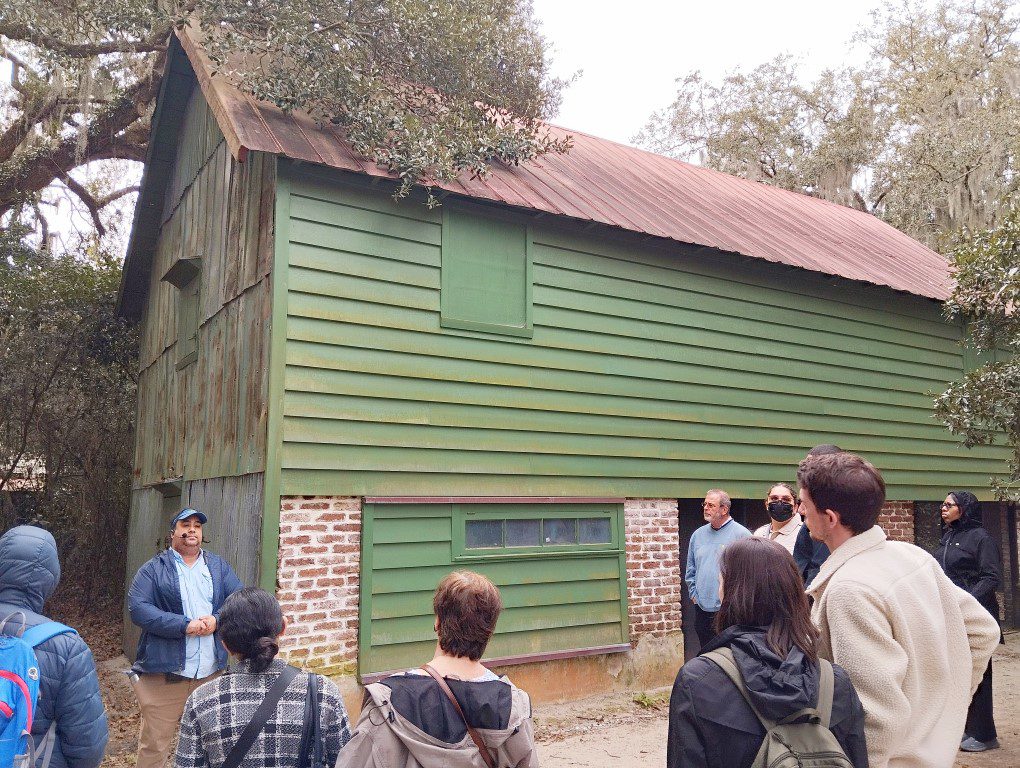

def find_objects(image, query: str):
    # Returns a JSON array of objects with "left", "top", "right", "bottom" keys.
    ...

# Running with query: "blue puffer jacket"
[
  {"left": 128, "top": 548, "right": 242, "bottom": 674},
  {"left": 0, "top": 526, "right": 108, "bottom": 768}
]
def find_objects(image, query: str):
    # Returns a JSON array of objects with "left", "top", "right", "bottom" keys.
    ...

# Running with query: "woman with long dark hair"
[
  {"left": 934, "top": 491, "right": 1003, "bottom": 753},
  {"left": 667, "top": 537, "right": 867, "bottom": 768},
  {"left": 175, "top": 588, "right": 351, "bottom": 768}
]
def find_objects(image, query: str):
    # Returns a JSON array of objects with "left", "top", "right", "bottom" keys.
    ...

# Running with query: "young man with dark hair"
[
  {"left": 797, "top": 452, "right": 1000, "bottom": 768},
  {"left": 792, "top": 444, "right": 841, "bottom": 585}
]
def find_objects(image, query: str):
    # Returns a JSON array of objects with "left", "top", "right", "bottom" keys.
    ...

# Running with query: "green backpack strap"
[
  {"left": 816, "top": 658, "right": 835, "bottom": 729},
  {"left": 704, "top": 649, "right": 835, "bottom": 729},
  {"left": 702, "top": 648, "right": 777, "bottom": 730}
]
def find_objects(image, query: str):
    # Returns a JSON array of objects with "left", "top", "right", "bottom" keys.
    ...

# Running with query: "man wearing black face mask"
[{"left": 753, "top": 483, "right": 802, "bottom": 554}]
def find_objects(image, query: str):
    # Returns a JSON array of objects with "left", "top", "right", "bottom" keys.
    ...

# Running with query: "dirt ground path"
[{"left": 537, "top": 632, "right": 1020, "bottom": 768}]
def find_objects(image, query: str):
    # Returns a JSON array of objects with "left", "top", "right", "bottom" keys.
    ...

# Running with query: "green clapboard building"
[{"left": 118, "top": 32, "right": 1017, "bottom": 705}]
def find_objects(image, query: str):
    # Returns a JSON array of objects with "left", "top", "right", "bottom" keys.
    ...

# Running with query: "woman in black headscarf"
[{"left": 934, "top": 490, "right": 1003, "bottom": 753}]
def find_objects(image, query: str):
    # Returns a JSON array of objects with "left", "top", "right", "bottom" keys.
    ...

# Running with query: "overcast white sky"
[{"left": 531, "top": 0, "right": 885, "bottom": 145}]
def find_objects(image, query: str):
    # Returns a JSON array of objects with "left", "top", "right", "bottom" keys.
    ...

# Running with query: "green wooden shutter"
[{"left": 440, "top": 205, "right": 532, "bottom": 337}]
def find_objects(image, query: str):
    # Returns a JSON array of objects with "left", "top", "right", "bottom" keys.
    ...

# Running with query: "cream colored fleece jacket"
[{"left": 807, "top": 526, "right": 999, "bottom": 768}]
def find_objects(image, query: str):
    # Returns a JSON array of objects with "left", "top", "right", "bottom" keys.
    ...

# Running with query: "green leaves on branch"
[
  {"left": 192, "top": 0, "right": 571, "bottom": 199},
  {"left": 936, "top": 205, "right": 1020, "bottom": 498},
  {"left": 2, "top": 0, "right": 570, "bottom": 237}
]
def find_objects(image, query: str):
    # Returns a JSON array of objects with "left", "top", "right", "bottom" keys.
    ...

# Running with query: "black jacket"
[
  {"left": 667, "top": 626, "right": 868, "bottom": 768},
  {"left": 792, "top": 522, "right": 829, "bottom": 586},
  {"left": 933, "top": 491, "right": 1001, "bottom": 621}
]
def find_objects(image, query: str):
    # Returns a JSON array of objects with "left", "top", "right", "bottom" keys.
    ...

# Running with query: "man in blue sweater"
[{"left": 684, "top": 489, "right": 751, "bottom": 648}]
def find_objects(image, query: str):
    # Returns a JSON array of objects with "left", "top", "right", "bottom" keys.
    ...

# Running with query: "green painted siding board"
[
  {"left": 281, "top": 391, "right": 1004, "bottom": 460},
  {"left": 280, "top": 171, "right": 1006, "bottom": 500},
  {"left": 371, "top": 600, "right": 624, "bottom": 646},
  {"left": 282, "top": 367, "right": 966, "bottom": 443},
  {"left": 370, "top": 579, "right": 621, "bottom": 620},
  {"left": 290, "top": 270, "right": 435, "bottom": 312},
  {"left": 531, "top": 232, "right": 958, "bottom": 342},
  {"left": 280, "top": 416, "right": 1002, "bottom": 474},
  {"left": 285, "top": 171, "right": 442, "bottom": 227},
  {"left": 282, "top": 444, "right": 998, "bottom": 488},
  {"left": 291, "top": 193, "right": 442, "bottom": 246},
  {"left": 291, "top": 469, "right": 997, "bottom": 500},
  {"left": 372, "top": 541, "right": 452, "bottom": 569},
  {"left": 373, "top": 516, "right": 451, "bottom": 544},
  {"left": 370, "top": 555, "right": 625, "bottom": 594},
  {"left": 290, "top": 246, "right": 439, "bottom": 289},
  {"left": 289, "top": 218, "right": 441, "bottom": 265},
  {"left": 286, "top": 318, "right": 941, "bottom": 410}
]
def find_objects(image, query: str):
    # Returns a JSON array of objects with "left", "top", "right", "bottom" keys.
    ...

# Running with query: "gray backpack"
[{"left": 703, "top": 648, "right": 854, "bottom": 768}]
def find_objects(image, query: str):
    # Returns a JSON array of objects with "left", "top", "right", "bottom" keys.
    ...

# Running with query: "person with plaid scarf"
[{"left": 174, "top": 588, "right": 351, "bottom": 768}]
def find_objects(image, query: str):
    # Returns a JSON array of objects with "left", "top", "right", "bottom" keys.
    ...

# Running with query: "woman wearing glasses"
[{"left": 934, "top": 492, "right": 1003, "bottom": 753}]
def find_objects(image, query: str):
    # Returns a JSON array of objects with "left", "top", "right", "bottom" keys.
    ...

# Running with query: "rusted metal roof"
[{"left": 178, "top": 31, "right": 951, "bottom": 300}]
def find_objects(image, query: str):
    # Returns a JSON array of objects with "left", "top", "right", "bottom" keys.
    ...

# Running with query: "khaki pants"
[{"left": 131, "top": 671, "right": 221, "bottom": 768}]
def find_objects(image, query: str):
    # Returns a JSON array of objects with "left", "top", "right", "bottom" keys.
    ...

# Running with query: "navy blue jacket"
[
  {"left": 127, "top": 548, "right": 242, "bottom": 674},
  {"left": 0, "top": 526, "right": 108, "bottom": 768},
  {"left": 793, "top": 522, "right": 830, "bottom": 586}
]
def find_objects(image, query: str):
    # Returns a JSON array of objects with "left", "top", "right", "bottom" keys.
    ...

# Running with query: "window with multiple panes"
[
  {"left": 440, "top": 204, "right": 532, "bottom": 337},
  {"left": 453, "top": 502, "right": 620, "bottom": 560}
]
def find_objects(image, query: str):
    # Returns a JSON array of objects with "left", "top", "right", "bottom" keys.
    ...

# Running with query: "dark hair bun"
[
  {"left": 218, "top": 588, "right": 286, "bottom": 672},
  {"left": 250, "top": 636, "right": 279, "bottom": 673}
]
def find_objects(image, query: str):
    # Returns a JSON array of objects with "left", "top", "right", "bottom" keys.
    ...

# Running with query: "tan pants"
[{"left": 131, "top": 671, "right": 221, "bottom": 768}]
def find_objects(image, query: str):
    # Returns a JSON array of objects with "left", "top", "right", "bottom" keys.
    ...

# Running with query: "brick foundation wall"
[
  {"left": 625, "top": 498, "right": 682, "bottom": 641},
  {"left": 877, "top": 500, "right": 914, "bottom": 543},
  {"left": 276, "top": 496, "right": 361, "bottom": 675}
]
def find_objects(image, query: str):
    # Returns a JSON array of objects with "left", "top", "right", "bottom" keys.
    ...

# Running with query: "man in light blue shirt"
[
  {"left": 171, "top": 537, "right": 217, "bottom": 679},
  {"left": 685, "top": 489, "right": 751, "bottom": 649},
  {"left": 128, "top": 508, "right": 242, "bottom": 768}
]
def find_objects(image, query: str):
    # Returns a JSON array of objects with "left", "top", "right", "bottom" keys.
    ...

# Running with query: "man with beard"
[{"left": 127, "top": 508, "right": 242, "bottom": 768}]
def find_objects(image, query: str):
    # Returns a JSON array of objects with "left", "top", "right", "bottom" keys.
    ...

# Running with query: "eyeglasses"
[
  {"left": 940, "top": 503, "right": 958, "bottom": 509},
  {"left": 702, "top": 502, "right": 719, "bottom": 509}
]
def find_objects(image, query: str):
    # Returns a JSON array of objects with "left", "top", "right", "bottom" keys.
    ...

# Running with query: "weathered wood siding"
[
  {"left": 125, "top": 85, "right": 274, "bottom": 651},
  {"left": 133, "top": 87, "right": 274, "bottom": 487},
  {"left": 276, "top": 165, "right": 1005, "bottom": 500},
  {"left": 185, "top": 473, "right": 264, "bottom": 582}
]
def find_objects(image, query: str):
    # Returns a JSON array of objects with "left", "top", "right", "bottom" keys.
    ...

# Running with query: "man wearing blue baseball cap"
[{"left": 127, "top": 508, "right": 243, "bottom": 768}]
